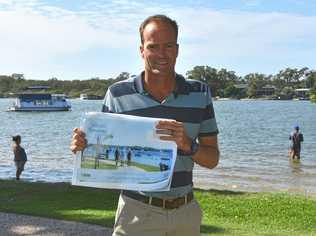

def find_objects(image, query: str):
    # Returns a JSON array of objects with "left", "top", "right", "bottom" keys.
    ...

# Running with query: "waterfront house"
[
  {"left": 295, "top": 88, "right": 310, "bottom": 99},
  {"left": 256, "top": 85, "right": 276, "bottom": 96}
]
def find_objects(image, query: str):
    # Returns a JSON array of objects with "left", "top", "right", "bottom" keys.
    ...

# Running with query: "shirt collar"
[{"left": 134, "top": 71, "right": 190, "bottom": 96}]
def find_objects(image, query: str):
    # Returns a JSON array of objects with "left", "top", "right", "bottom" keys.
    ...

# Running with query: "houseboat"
[{"left": 8, "top": 93, "right": 71, "bottom": 111}]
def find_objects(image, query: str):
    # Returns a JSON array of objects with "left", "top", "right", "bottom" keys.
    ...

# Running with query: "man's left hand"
[{"left": 156, "top": 120, "right": 191, "bottom": 153}]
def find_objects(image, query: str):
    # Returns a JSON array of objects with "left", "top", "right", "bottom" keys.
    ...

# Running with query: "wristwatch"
[
  {"left": 189, "top": 139, "right": 199, "bottom": 156},
  {"left": 178, "top": 139, "right": 199, "bottom": 156}
]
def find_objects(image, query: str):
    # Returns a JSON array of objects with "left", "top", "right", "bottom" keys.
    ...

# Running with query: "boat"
[
  {"left": 80, "top": 93, "right": 103, "bottom": 100},
  {"left": 8, "top": 93, "right": 71, "bottom": 111}
]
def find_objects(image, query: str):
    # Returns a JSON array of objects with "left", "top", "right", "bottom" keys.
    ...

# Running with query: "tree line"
[{"left": 1, "top": 67, "right": 315, "bottom": 101}]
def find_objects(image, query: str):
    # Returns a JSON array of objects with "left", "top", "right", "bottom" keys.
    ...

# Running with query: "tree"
[
  {"left": 280, "top": 86, "right": 294, "bottom": 99},
  {"left": 223, "top": 82, "right": 239, "bottom": 98},
  {"left": 0, "top": 75, "right": 15, "bottom": 94},
  {"left": 304, "top": 70, "right": 316, "bottom": 89},
  {"left": 275, "top": 68, "right": 302, "bottom": 87},
  {"left": 115, "top": 72, "right": 130, "bottom": 81},
  {"left": 244, "top": 73, "right": 267, "bottom": 98},
  {"left": 187, "top": 66, "right": 221, "bottom": 96},
  {"left": 309, "top": 71, "right": 316, "bottom": 102}
]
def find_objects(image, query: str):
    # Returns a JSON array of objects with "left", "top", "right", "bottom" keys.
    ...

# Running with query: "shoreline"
[{"left": 2, "top": 176, "right": 315, "bottom": 198}]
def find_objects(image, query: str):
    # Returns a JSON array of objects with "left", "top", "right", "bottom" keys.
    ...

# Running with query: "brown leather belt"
[{"left": 122, "top": 191, "right": 194, "bottom": 210}]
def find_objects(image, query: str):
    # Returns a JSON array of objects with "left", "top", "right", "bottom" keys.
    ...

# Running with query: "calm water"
[{"left": 0, "top": 99, "right": 315, "bottom": 195}]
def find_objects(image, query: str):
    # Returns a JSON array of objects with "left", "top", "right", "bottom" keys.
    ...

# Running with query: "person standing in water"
[
  {"left": 12, "top": 135, "right": 27, "bottom": 180},
  {"left": 289, "top": 125, "right": 304, "bottom": 160}
]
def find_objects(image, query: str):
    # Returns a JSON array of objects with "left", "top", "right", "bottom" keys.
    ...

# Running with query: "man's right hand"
[{"left": 70, "top": 128, "right": 87, "bottom": 154}]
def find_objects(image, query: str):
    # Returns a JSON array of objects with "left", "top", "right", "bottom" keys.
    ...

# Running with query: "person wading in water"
[
  {"left": 12, "top": 135, "right": 28, "bottom": 180},
  {"left": 289, "top": 125, "right": 304, "bottom": 160}
]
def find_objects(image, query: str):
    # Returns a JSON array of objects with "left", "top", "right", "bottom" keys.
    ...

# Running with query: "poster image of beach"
[
  {"left": 81, "top": 142, "right": 172, "bottom": 173},
  {"left": 72, "top": 112, "right": 177, "bottom": 191}
]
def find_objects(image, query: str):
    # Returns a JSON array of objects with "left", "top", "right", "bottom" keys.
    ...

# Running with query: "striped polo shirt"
[{"left": 102, "top": 72, "right": 218, "bottom": 198}]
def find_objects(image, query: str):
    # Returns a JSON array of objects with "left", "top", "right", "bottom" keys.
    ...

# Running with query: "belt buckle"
[
  {"left": 159, "top": 194, "right": 191, "bottom": 209},
  {"left": 163, "top": 198, "right": 174, "bottom": 209},
  {"left": 166, "top": 197, "right": 181, "bottom": 209}
]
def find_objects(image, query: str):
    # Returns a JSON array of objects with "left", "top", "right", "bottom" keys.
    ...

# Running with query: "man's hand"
[
  {"left": 70, "top": 128, "right": 87, "bottom": 154},
  {"left": 156, "top": 120, "right": 191, "bottom": 153},
  {"left": 156, "top": 120, "right": 220, "bottom": 169}
]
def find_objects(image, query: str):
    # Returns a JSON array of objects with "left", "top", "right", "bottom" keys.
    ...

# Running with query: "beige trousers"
[{"left": 112, "top": 194, "right": 202, "bottom": 236}]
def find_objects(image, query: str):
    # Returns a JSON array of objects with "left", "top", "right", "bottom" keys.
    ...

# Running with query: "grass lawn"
[
  {"left": 81, "top": 158, "right": 117, "bottom": 169},
  {"left": 0, "top": 179, "right": 315, "bottom": 235},
  {"left": 130, "top": 161, "right": 160, "bottom": 172}
]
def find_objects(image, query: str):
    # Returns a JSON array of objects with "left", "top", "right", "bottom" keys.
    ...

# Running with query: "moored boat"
[
  {"left": 80, "top": 93, "right": 103, "bottom": 100},
  {"left": 8, "top": 93, "right": 71, "bottom": 111}
]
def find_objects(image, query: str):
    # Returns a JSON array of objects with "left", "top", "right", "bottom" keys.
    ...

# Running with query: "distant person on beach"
[
  {"left": 105, "top": 149, "right": 109, "bottom": 159},
  {"left": 127, "top": 149, "right": 132, "bottom": 165},
  {"left": 114, "top": 148, "right": 120, "bottom": 167},
  {"left": 12, "top": 135, "right": 27, "bottom": 180},
  {"left": 71, "top": 14, "right": 219, "bottom": 236},
  {"left": 289, "top": 125, "right": 304, "bottom": 160}
]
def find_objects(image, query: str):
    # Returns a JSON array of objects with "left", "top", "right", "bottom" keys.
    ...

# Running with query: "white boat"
[
  {"left": 8, "top": 93, "right": 71, "bottom": 112},
  {"left": 80, "top": 93, "right": 103, "bottom": 100},
  {"left": 80, "top": 94, "right": 88, "bottom": 100}
]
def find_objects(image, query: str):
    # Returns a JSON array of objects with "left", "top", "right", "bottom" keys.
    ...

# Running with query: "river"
[{"left": 0, "top": 99, "right": 315, "bottom": 195}]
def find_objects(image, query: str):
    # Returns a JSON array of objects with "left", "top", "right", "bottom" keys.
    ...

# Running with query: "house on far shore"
[
  {"left": 256, "top": 85, "right": 276, "bottom": 96},
  {"left": 234, "top": 84, "right": 248, "bottom": 91},
  {"left": 234, "top": 84, "right": 248, "bottom": 97},
  {"left": 295, "top": 88, "right": 310, "bottom": 99}
]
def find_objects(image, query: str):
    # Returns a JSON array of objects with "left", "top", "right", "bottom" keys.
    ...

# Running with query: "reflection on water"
[
  {"left": 1, "top": 99, "right": 316, "bottom": 195},
  {"left": 289, "top": 159, "right": 303, "bottom": 175}
]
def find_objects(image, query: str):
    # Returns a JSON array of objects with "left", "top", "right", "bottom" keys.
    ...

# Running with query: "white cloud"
[
  {"left": 242, "top": 0, "right": 262, "bottom": 7},
  {"left": 0, "top": 0, "right": 315, "bottom": 79},
  {"left": 171, "top": 8, "right": 316, "bottom": 74},
  {"left": 0, "top": 1, "right": 143, "bottom": 78}
]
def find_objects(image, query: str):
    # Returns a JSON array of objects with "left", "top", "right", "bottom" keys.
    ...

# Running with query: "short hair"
[
  {"left": 139, "top": 15, "right": 178, "bottom": 44},
  {"left": 12, "top": 135, "right": 21, "bottom": 143}
]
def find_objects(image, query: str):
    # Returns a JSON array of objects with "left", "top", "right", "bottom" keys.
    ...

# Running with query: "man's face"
[{"left": 140, "top": 21, "right": 178, "bottom": 76}]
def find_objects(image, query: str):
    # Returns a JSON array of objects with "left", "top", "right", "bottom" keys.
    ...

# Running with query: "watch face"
[{"left": 191, "top": 140, "right": 199, "bottom": 155}]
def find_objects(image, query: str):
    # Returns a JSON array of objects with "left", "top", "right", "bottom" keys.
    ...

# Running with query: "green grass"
[
  {"left": 81, "top": 159, "right": 117, "bottom": 169},
  {"left": 130, "top": 161, "right": 160, "bottom": 172},
  {"left": 0, "top": 179, "right": 315, "bottom": 235}
]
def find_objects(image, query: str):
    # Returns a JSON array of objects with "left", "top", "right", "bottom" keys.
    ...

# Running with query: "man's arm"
[{"left": 193, "top": 135, "right": 219, "bottom": 169}]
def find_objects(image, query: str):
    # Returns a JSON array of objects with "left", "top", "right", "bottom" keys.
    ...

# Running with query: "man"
[
  {"left": 289, "top": 125, "right": 304, "bottom": 160},
  {"left": 71, "top": 15, "right": 219, "bottom": 236}
]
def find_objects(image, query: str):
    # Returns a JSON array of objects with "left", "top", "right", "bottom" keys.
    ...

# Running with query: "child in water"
[{"left": 12, "top": 135, "right": 27, "bottom": 180}]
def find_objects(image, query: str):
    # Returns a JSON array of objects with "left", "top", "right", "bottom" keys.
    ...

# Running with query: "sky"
[{"left": 0, "top": 0, "right": 315, "bottom": 80}]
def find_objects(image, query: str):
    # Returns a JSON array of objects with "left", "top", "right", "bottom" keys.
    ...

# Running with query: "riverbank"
[{"left": 1, "top": 180, "right": 315, "bottom": 235}]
